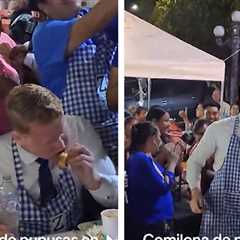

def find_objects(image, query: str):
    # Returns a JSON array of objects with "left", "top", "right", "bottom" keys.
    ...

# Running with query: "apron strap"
[
  {"left": 11, "top": 138, "right": 25, "bottom": 187},
  {"left": 233, "top": 116, "right": 240, "bottom": 135}
]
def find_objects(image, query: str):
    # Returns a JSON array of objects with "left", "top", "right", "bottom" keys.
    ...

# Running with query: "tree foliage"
[{"left": 151, "top": 0, "right": 240, "bottom": 58}]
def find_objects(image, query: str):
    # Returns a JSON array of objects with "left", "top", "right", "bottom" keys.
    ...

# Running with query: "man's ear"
[{"left": 12, "top": 130, "right": 25, "bottom": 145}]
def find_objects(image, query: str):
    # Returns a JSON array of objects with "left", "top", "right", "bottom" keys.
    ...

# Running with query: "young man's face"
[
  {"left": 230, "top": 104, "right": 239, "bottom": 116},
  {"left": 13, "top": 116, "right": 67, "bottom": 160},
  {"left": 39, "top": 0, "right": 78, "bottom": 19},
  {"left": 205, "top": 106, "right": 220, "bottom": 123}
]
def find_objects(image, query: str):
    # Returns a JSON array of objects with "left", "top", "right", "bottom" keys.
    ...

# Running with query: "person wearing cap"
[
  {"left": 28, "top": 0, "right": 118, "bottom": 165},
  {"left": 0, "top": 84, "right": 117, "bottom": 237}
]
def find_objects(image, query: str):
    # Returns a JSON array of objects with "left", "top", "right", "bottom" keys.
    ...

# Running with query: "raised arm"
[{"left": 67, "top": 0, "right": 118, "bottom": 56}]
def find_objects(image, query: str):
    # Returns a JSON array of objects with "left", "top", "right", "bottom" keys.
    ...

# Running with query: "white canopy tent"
[{"left": 125, "top": 11, "right": 226, "bottom": 108}]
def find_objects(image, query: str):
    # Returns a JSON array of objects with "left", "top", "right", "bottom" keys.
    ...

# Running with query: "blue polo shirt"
[
  {"left": 32, "top": 9, "right": 118, "bottom": 162},
  {"left": 32, "top": 11, "right": 117, "bottom": 98},
  {"left": 126, "top": 151, "right": 175, "bottom": 225},
  {"left": 32, "top": 19, "right": 76, "bottom": 97}
]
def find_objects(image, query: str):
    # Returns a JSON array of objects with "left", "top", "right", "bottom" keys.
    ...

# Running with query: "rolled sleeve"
[{"left": 33, "top": 19, "right": 76, "bottom": 65}]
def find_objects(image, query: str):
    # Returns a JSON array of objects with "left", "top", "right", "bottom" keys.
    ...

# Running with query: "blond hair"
[{"left": 7, "top": 84, "right": 63, "bottom": 133}]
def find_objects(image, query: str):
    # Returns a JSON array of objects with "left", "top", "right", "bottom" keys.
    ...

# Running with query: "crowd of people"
[
  {"left": 0, "top": 0, "right": 118, "bottom": 237},
  {"left": 125, "top": 85, "right": 240, "bottom": 239}
]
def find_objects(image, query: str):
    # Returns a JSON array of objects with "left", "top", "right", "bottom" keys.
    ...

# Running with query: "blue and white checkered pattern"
[
  {"left": 11, "top": 140, "right": 79, "bottom": 237},
  {"left": 62, "top": 9, "right": 118, "bottom": 163},
  {"left": 200, "top": 116, "right": 240, "bottom": 238}
]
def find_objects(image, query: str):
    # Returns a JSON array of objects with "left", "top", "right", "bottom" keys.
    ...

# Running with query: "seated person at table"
[
  {"left": 126, "top": 122, "right": 179, "bottom": 239},
  {"left": 0, "top": 84, "right": 117, "bottom": 237}
]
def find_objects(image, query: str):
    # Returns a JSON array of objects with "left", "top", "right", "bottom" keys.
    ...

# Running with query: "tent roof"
[{"left": 125, "top": 12, "right": 225, "bottom": 82}]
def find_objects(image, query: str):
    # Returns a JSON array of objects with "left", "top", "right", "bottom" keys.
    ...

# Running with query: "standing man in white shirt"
[
  {"left": 186, "top": 115, "right": 240, "bottom": 238},
  {"left": 0, "top": 84, "right": 117, "bottom": 237},
  {"left": 211, "top": 87, "right": 230, "bottom": 119}
]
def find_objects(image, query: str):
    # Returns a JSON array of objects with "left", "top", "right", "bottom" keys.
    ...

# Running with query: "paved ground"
[{"left": 174, "top": 196, "right": 202, "bottom": 237}]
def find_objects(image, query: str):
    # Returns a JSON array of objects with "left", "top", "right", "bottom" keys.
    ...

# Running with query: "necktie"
[{"left": 36, "top": 158, "right": 57, "bottom": 206}]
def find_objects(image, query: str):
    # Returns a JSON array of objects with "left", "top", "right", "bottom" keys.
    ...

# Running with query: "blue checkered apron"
[
  {"left": 62, "top": 9, "right": 118, "bottom": 164},
  {"left": 200, "top": 116, "right": 240, "bottom": 239},
  {"left": 11, "top": 140, "right": 80, "bottom": 237}
]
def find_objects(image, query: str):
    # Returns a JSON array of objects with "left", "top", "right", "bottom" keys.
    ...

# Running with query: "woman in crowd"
[
  {"left": 126, "top": 122, "right": 179, "bottom": 239},
  {"left": 124, "top": 116, "right": 138, "bottom": 161},
  {"left": 195, "top": 103, "right": 205, "bottom": 120},
  {"left": 146, "top": 106, "right": 171, "bottom": 144}
]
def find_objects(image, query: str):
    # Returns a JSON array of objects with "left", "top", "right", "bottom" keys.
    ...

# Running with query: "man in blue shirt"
[{"left": 28, "top": 0, "right": 118, "bottom": 164}]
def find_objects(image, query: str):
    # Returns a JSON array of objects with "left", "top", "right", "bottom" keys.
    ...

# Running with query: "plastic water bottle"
[{"left": 0, "top": 175, "right": 19, "bottom": 237}]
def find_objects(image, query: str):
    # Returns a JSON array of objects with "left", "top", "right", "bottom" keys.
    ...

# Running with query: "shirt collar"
[{"left": 17, "top": 144, "right": 38, "bottom": 165}]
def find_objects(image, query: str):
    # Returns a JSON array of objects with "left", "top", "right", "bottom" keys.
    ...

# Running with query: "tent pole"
[
  {"left": 220, "top": 81, "right": 224, "bottom": 104},
  {"left": 220, "top": 80, "right": 225, "bottom": 119},
  {"left": 147, "top": 78, "right": 151, "bottom": 110}
]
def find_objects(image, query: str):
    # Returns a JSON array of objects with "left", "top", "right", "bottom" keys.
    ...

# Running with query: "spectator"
[
  {"left": 210, "top": 86, "right": 230, "bottom": 119},
  {"left": 195, "top": 103, "right": 205, "bottom": 120},
  {"left": 230, "top": 103, "right": 239, "bottom": 117},
  {"left": 0, "top": 56, "right": 19, "bottom": 83},
  {"left": 203, "top": 101, "right": 220, "bottom": 123},
  {"left": 178, "top": 108, "right": 192, "bottom": 132},
  {"left": 133, "top": 106, "right": 147, "bottom": 122},
  {"left": 0, "top": 84, "right": 117, "bottom": 236},
  {"left": 29, "top": 0, "right": 118, "bottom": 163},
  {"left": 126, "top": 122, "right": 179, "bottom": 239},
  {"left": 9, "top": 45, "right": 39, "bottom": 84},
  {"left": 127, "top": 105, "right": 137, "bottom": 116},
  {"left": 124, "top": 116, "right": 138, "bottom": 161},
  {"left": 0, "top": 29, "right": 16, "bottom": 64}
]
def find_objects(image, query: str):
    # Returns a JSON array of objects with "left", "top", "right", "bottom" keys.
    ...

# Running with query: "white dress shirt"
[
  {"left": 220, "top": 101, "right": 230, "bottom": 119},
  {"left": 0, "top": 115, "right": 118, "bottom": 207},
  {"left": 186, "top": 116, "right": 239, "bottom": 190}
]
